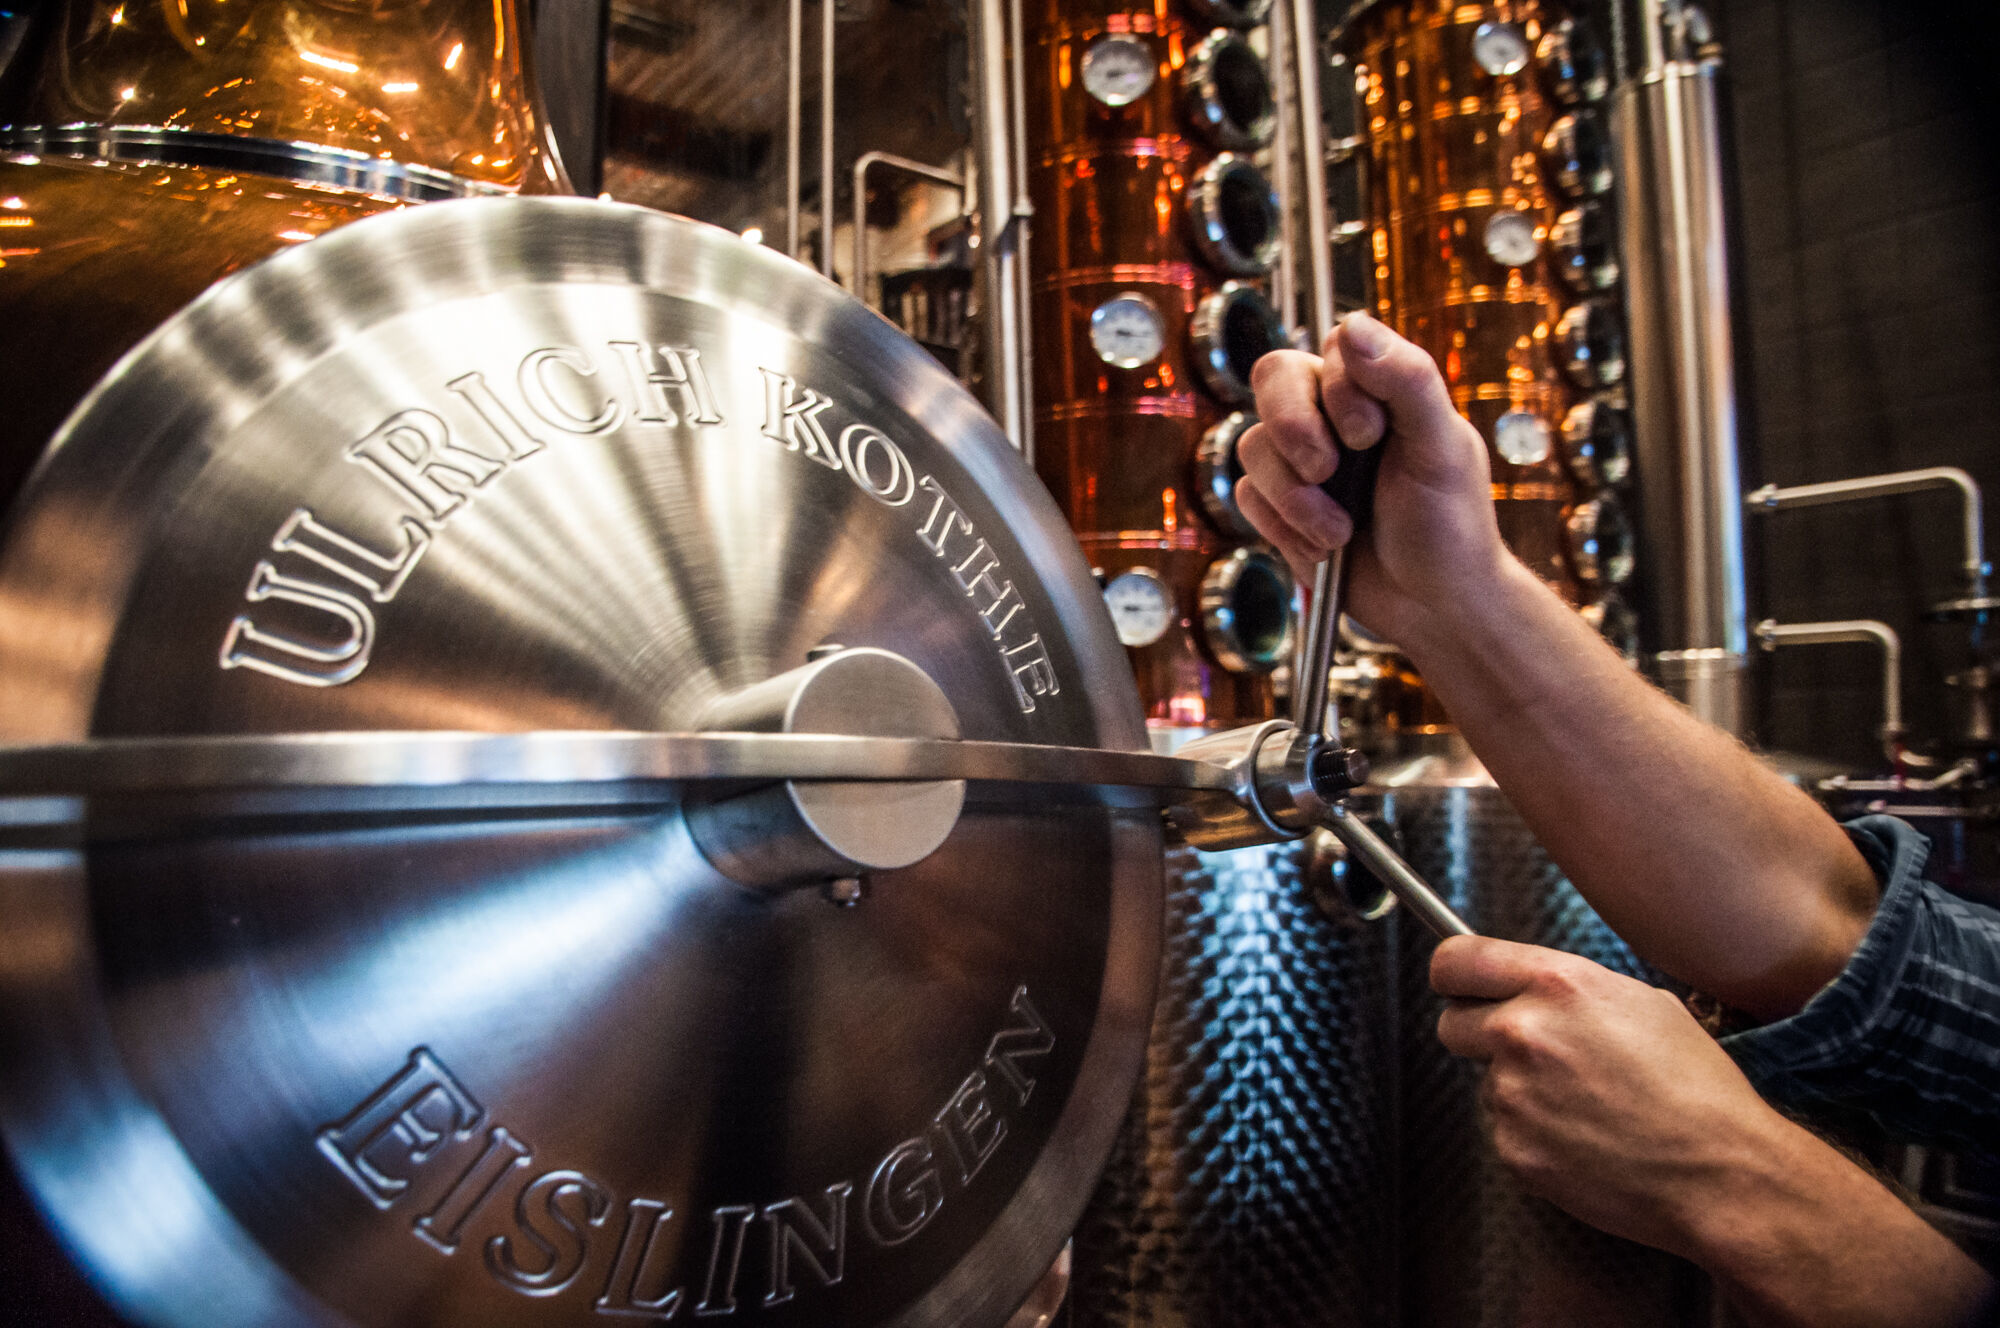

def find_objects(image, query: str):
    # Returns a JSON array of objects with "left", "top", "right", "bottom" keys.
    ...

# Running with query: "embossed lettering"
[
  {"left": 487, "top": 1169, "right": 612, "bottom": 1296},
  {"left": 448, "top": 371, "right": 548, "bottom": 460},
  {"left": 596, "top": 1198, "right": 684, "bottom": 1319},
  {"left": 836, "top": 424, "right": 916, "bottom": 506},
  {"left": 1003, "top": 635, "right": 1061, "bottom": 714},
  {"left": 762, "top": 1183, "right": 851, "bottom": 1307},
  {"left": 519, "top": 347, "right": 622, "bottom": 435},
  {"left": 982, "top": 985, "right": 1056, "bottom": 1108},
  {"left": 759, "top": 369, "right": 840, "bottom": 469},
  {"left": 415, "top": 1126, "right": 532, "bottom": 1255},
  {"left": 950, "top": 540, "right": 1026, "bottom": 639},
  {"left": 270, "top": 507, "right": 430, "bottom": 602},
  {"left": 348, "top": 408, "right": 506, "bottom": 523},
  {"left": 862, "top": 1138, "right": 944, "bottom": 1248},
  {"left": 694, "top": 1205, "right": 756, "bottom": 1317},
  {"left": 317, "top": 1048, "right": 482, "bottom": 1210},
  {"left": 610, "top": 343, "right": 725, "bottom": 428},
  {"left": 932, "top": 1071, "right": 1006, "bottom": 1186},
  {"left": 219, "top": 562, "right": 377, "bottom": 687},
  {"left": 915, "top": 475, "right": 972, "bottom": 557}
]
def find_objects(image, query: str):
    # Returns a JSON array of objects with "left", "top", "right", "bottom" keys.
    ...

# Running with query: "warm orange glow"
[
  {"left": 444, "top": 42, "right": 464, "bottom": 71},
  {"left": 299, "top": 51, "right": 359, "bottom": 74},
  {"left": 1161, "top": 488, "right": 1177, "bottom": 533}
]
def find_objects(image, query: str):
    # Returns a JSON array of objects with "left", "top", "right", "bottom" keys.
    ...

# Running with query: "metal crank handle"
[
  {"left": 1292, "top": 427, "right": 1386, "bottom": 740},
  {"left": 1319, "top": 803, "right": 1475, "bottom": 940}
]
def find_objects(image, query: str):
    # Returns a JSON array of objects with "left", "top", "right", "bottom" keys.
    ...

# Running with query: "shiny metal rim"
[
  {"left": 1566, "top": 495, "right": 1636, "bottom": 586},
  {"left": 1196, "top": 411, "right": 1259, "bottom": 539},
  {"left": 1557, "top": 300, "right": 1626, "bottom": 389},
  {"left": 1560, "top": 396, "right": 1632, "bottom": 488},
  {"left": 0, "top": 729, "right": 1227, "bottom": 809},
  {"left": 1187, "top": 154, "right": 1280, "bottom": 276},
  {"left": 1190, "top": 280, "right": 1284, "bottom": 403},
  {"left": 1198, "top": 548, "right": 1295, "bottom": 673},
  {"left": 0, "top": 125, "right": 497, "bottom": 200},
  {"left": 1185, "top": 30, "right": 1276, "bottom": 151}
]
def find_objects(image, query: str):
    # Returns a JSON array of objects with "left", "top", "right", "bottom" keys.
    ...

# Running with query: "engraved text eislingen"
[{"left": 316, "top": 986, "right": 1056, "bottom": 1317}]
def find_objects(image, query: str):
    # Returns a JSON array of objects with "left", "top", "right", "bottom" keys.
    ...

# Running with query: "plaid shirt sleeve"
[{"left": 1721, "top": 814, "right": 2000, "bottom": 1155}]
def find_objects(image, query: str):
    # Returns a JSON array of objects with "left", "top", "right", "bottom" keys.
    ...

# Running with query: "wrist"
[{"left": 1390, "top": 553, "right": 1547, "bottom": 672}]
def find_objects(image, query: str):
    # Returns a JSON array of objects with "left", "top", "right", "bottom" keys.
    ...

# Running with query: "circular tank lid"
[{"left": 0, "top": 197, "right": 1160, "bottom": 1328}]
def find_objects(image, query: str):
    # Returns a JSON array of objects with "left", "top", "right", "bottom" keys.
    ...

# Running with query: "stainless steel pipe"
[
  {"left": 1746, "top": 467, "right": 1992, "bottom": 600},
  {"left": 1755, "top": 618, "right": 1905, "bottom": 752},
  {"left": 1613, "top": 1, "right": 1750, "bottom": 735}
]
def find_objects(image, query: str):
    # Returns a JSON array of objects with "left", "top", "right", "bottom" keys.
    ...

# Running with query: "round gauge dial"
[
  {"left": 1081, "top": 35, "right": 1156, "bottom": 108},
  {"left": 1483, "top": 209, "right": 1541, "bottom": 267},
  {"left": 1089, "top": 292, "right": 1167, "bottom": 368},
  {"left": 1472, "top": 21, "right": 1532, "bottom": 76},
  {"left": 1493, "top": 410, "right": 1552, "bottom": 465},
  {"left": 1103, "top": 567, "right": 1175, "bottom": 647}
]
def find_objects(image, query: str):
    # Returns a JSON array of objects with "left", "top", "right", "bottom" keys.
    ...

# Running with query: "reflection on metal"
[
  {"left": 1191, "top": 281, "right": 1287, "bottom": 403},
  {"left": 1187, "top": 152, "right": 1281, "bottom": 275},
  {"left": 0, "top": 126, "right": 491, "bottom": 200},
  {"left": 0, "top": 0, "right": 569, "bottom": 195},
  {"left": 1612, "top": 0, "right": 1748, "bottom": 733},
  {"left": 0, "top": 152, "right": 402, "bottom": 503},
  {"left": 0, "top": 197, "right": 1163, "bottom": 1328},
  {"left": 1067, "top": 838, "right": 1397, "bottom": 1328},
  {"left": 1356, "top": 738, "right": 1705, "bottom": 1328},
  {"left": 1201, "top": 549, "right": 1296, "bottom": 674}
]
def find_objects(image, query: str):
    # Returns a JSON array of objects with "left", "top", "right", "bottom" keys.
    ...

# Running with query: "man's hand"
[
  {"left": 1431, "top": 934, "right": 1778, "bottom": 1255},
  {"left": 1432, "top": 936, "right": 1997, "bottom": 1328},
  {"left": 1239, "top": 313, "right": 1509, "bottom": 648}
]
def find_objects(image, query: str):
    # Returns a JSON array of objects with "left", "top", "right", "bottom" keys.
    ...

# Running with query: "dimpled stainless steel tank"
[{"left": 1362, "top": 738, "right": 1708, "bottom": 1328}]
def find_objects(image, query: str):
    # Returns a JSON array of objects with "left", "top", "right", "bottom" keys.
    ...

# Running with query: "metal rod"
[
  {"left": 1269, "top": 4, "right": 1300, "bottom": 335},
  {"left": 850, "top": 152, "right": 966, "bottom": 302},
  {"left": 786, "top": 0, "right": 803, "bottom": 259},
  {"left": 820, "top": 0, "right": 836, "bottom": 278},
  {"left": 1293, "top": 553, "right": 1345, "bottom": 737},
  {"left": 1320, "top": 804, "right": 1475, "bottom": 939},
  {"left": 968, "top": 0, "right": 1027, "bottom": 450},
  {"left": 1756, "top": 617, "right": 1905, "bottom": 748},
  {"left": 1290, "top": 0, "right": 1334, "bottom": 335},
  {"left": 1745, "top": 467, "right": 1991, "bottom": 596}
]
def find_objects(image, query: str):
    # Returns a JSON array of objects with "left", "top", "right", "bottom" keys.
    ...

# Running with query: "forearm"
[
  {"left": 1689, "top": 1114, "right": 1996, "bottom": 1328},
  {"left": 1396, "top": 556, "right": 1879, "bottom": 1017}
]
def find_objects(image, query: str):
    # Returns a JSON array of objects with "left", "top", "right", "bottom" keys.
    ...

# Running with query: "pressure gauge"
[
  {"left": 1089, "top": 291, "right": 1167, "bottom": 368},
  {"left": 1081, "top": 34, "right": 1156, "bottom": 108},
  {"left": 1482, "top": 209, "right": 1541, "bottom": 267},
  {"left": 1472, "top": 21, "right": 1532, "bottom": 76},
  {"left": 1492, "top": 410, "right": 1552, "bottom": 466},
  {"left": 1103, "top": 567, "right": 1175, "bottom": 647}
]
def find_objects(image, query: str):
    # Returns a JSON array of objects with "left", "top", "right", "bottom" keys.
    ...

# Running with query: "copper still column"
[
  {"left": 1027, "top": 4, "right": 1398, "bottom": 1326},
  {"left": 1337, "top": 3, "right": 1702, "bottom": 1324}
]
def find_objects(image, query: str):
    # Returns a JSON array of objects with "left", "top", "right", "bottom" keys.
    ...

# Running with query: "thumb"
[{"left": 1333, "top": 313, "right": 1475, "bottom": 486}]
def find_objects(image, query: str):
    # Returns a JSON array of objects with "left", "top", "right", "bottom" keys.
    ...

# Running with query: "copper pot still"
[{"left": 0, "top": 0, "right": 570, "bottom": 505}]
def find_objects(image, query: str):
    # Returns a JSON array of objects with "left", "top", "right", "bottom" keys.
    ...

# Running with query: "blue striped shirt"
[{"left": 1722, "top": 815, "right": 2000, "bottom": 1156}]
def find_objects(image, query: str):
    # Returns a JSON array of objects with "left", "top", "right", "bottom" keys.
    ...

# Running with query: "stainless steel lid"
[{"left": 0, "top": 198, "right": 1161, "bottom": 1328}]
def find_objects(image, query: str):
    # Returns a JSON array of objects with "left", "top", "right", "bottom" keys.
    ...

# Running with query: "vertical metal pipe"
[
  {"left": 969, "top": 0, "right": 1027, "bottom": 451},
  {"left": 1290, "top": 0, "right": 1334, "bottom": 337},
  {"left": 820, "top": 0, "right": 836, "bottom": 278},
  {"left": 786, "top": 0, "right": 803, "bottom": 260},
  {"left": 1613, "top": 6, "right": 1750, "bottom": 734},
  {"left": 1269, "top": 7, "right": 1301, "bottom": 335},
  {"left": 1007, "top": 0, "right": 1034, "bottom": 463}
]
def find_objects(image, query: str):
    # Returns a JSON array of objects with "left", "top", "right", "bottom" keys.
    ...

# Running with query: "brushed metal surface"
[
  {"left": 1068, "top": 838, "right": 1398, "bottom": 1328},
  {"left": 0, "top": 197, "right": 1161, "bottom": 1328}
]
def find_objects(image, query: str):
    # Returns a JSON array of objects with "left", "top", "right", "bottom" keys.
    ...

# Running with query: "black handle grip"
[{"left": 1318, "top": 437, "right": 1384, "bottom": 537}]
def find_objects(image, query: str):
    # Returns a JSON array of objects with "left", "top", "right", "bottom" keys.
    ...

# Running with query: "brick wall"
[{"left": 1717, "top": 0, "right": 2000, "bottom": 769}]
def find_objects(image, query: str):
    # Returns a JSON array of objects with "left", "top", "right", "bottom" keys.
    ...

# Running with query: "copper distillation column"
[
  {"left": 1331, "top": 3, "right": 1709, "bottom": 1324},
  {"left": 1026, "top": 0, "right": 1300, "bottom": 739}
]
